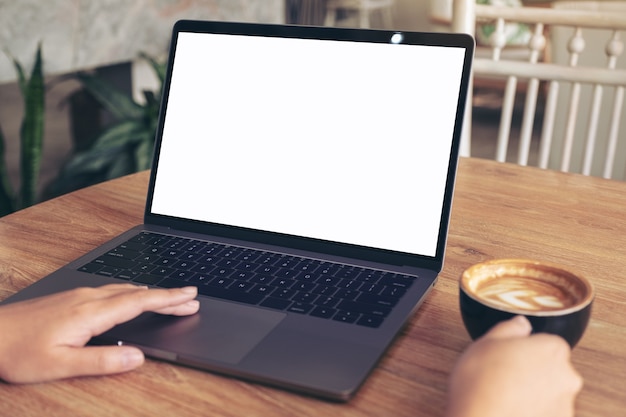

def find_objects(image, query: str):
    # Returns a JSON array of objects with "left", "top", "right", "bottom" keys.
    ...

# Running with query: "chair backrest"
[{"left": 453, "top": 0, "right": 626, "bottom": 179}]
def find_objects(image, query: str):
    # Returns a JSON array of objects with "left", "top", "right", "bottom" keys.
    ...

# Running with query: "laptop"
[{"left": 2, "top": 20, "right": 473, "bottom": 401}]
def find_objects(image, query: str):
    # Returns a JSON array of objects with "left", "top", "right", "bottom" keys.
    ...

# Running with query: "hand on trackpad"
[{"left": 102, "top": 298, "right": 286, "bottom": 364}]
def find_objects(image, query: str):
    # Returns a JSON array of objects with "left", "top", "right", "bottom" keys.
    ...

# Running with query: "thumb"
[
  {"left": 52, "top": 346, "right": 145, "bottom": 380},
  {"left": 481, "top": 315, "right": 532, "bottom": 341}
]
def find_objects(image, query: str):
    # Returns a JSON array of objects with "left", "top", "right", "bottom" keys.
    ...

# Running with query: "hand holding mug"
[{"left": 446, "top": 315, "right": 583, "bottom": 417}]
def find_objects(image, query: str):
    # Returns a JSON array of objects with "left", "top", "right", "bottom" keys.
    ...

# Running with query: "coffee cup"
[{"left": 459, "top": 259, "right": 594, "bottom": 348}]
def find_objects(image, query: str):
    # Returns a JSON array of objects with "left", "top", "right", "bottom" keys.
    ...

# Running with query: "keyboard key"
[
  {"left": 336, "top": 299, "right": 391, "bottom": 317},
  {"left": 105, "top": 247, "right": 140, "bottom": 260},
  {"left": 213, "top": 268, "right": 235, "bottom": 277},
  {"left": 361, "top": 283, "right": 385, "bottom": 295},
  {"left": 234, "top": 250, "right": 261, "bottom": 262},
  {"left": 318, "top": 276, "right": 342, "bottom": 286},
  {"left": 191, "top": 263, "right": 216, "bottom": 274},
  {"left": 333, "top": 311, "right": 359, "bottom": 324},
  {"left": 152, "top": 266, "right": 175, "bottom": 276},
  {"left": 232, "top": 280, "right": 254, "bottom": 291},
  {"left": 134, "top": 274, "right": 164, "bottom": 285},
  {"left": 275, "top": 268, "right": 299, "bottom": 279},
  {"left": 260, "top": 297, "right": 291, "bottom": 310},
  {"left": 215, "top": 258, "right": 239, "bottom": 268},
  {"left": 271, "top": 288, "right": 297, "bottom": 299},
  {"left": 115, "top": 270, "right": 141, "bottom": 280},
  {"left": 310, "top": 306, "right": 337, "bottom": 319},
  {"left": 380, "top": 285, "right": 406, "bottom": 299},
  {"left": 136, "top": 253, "right": 161, "bottom": 263},
  {"left": 386, "top": 274, "right": 416, "bottom": 289},
  {"left": 276, "top": 257, "right": 299, "bottom": 269},
  {"left": 95, "top": 266, "right": 123, "bottom": 277},
  {"left": 156, "top": 277, "right": 189, "bottom": 288},
  {"left": 316, "top": 296, "right": 340, "bottom": 308},
  {"left": 210, "top": 277, "right": 233, "bottom": 288},
  {"left": 291, "top": 292, "right": 318, "bottom": 304},
  {"left": 296, "top": 262, "right": 319, "bottom": 273},
  {"left": 118, "top": 241, "right": 145, "bottom": 252},
  {"left": 335, "top": 267, "right": 361, "bottom": 279},
  {"left": 358, "top": 271, "right": 383, "bottom": 284},
  {"left": 318, "top": 263, "right": 342, "bottom": 276},
  {"left": 171, "top": 270, "right": 195, "bottom": 280},
  {"left": 293, "top": 281, "right": 317, "bottom": 292},
  {"left": 78, "top": 262, "right": 104, "bottom": 273},
  {"left": 232, "top": 271, "right": 255, "bottom": 281},
  {"left": 173, "top": 260, "right": 197, "bottom": 270},
  {"left": 294, "top": 272, "right": 317, "bottom": 282},
  {"left": 256, "top": 265, "right": 280, "bottom": 275},
  {"left": 355, "top": 293, "right": 399, "bottom": 308},
  {"left": 335, "top": 288, "right": 359, "bottom": 300},
  {"left": 198, "top": 286, "right": 264, "bottom": 305},
  {"left": 249, "top": 284, "right": 274, "bottom": 295},
  {"left": 312, "top": 285, "right": 337, "bottom": 297},
  {"left": 357, "top": 315, "right": 384, "bottom": 328},
  {"left": 272, "top": 278, "right": 295, "bottom": 288},
  {"left": 287, "top": 302, "right": 314, "bottom": 314},
  {"left": 249, "top": 275, "right": 274, "bottom": 285},
  {"left": 94, "top": 255, "right": 137, "bottom": 269},
  {"left": 160, "top": 249, "right": 182, "bottom": 258},
  {"left": 188, "top": 274, "right": 213, "bottom": 285}
]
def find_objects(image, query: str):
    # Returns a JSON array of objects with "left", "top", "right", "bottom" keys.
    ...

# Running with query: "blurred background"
[{"left": 0, "top": 1, "right": 623, "bottom": 216}]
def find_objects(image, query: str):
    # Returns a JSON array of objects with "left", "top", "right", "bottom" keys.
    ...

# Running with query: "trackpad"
[{"left": 101, "top": 299, "right": 286, "bottom": 364}]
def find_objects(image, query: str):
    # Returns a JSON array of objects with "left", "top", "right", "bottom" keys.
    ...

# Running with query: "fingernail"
[
  {"left": 181, "top": 286, "right": 198, "bottom": 295},
  {"left": 512, "top": 315, "right": 531, "bottom": 329},
  {"left": 122, "top": 349, "right": 144, "bottom": 369}
]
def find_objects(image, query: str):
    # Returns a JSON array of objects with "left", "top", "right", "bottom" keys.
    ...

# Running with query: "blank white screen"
[{"left": 151, "top": 32, "right": 466, "bottom": 257}]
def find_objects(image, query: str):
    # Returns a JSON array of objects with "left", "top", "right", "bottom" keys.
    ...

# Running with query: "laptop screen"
[{"left": 150, "top": 25, "right": 469, "bottom": 258}]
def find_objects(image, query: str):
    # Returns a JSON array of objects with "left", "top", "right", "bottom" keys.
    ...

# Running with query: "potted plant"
[
  {"left": 46, "top": 54, "right": 165, "bottom": 197},
  {"left": 0, "top": 44, "right": 45, "bottom": 216}
]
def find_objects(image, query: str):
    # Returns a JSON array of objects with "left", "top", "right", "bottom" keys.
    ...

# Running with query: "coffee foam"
[
  {"left": 462, "top": 260, "right": 592, "bottom": 315},
  {"left": 474, "top": 276, "right": 575, "bottom": 312}
]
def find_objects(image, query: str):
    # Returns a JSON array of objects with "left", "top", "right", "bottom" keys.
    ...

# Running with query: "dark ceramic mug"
[{"left": 459, "top": 259, "right": 594, "bottom": 348}]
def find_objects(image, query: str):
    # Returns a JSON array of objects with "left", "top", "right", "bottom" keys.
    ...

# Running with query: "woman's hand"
[
  {"left": 0, "top": 284, "right": 199, "bottom": 384},
  {"left": 446, "top": 316, "right": 583, "bottom": 417}
]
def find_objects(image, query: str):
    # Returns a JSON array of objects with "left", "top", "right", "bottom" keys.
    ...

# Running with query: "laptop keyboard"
[{"left": 78, "top": 232, "right": 417, "bottom": 328}]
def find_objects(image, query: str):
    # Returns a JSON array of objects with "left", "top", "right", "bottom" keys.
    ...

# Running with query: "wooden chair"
[
  {"left": 324, "top": 0, "right": 394, "bottom": 29},
  {"left": 453, "top": 0, "right": 626, "bottom": 179}
]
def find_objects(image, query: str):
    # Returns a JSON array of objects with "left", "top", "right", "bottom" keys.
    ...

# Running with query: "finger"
[
  {"left": 2, "top": 284, "right": 143, "bottom": 313},
  {"left": 530, "top": 334, "right": 582, "bottom": 393},
  {"left": 51, "top": 346, "right": 146, "bottom": 382},
  {"left": 83, "top": 286, "right": 199, "bottom": 337},
  {"left": 152, "top": 299, "right": 200, "bottom": 316},
  {"left": 481, "top": 315, "right": 532, "bottom": 341}
]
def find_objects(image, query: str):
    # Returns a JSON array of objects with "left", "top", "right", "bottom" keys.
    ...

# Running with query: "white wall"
[{"left": 0, "top": 0, "right": 284, "bottom": 84}]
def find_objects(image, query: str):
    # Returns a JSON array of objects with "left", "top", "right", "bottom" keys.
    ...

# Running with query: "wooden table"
[{"left": 0, "top": 157, "right": 624, "bottom": 416}]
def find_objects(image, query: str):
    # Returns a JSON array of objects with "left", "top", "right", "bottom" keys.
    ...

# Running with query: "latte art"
[
  {"left": 460, "top": 259, "right": 594, "bottom": 347},
  {"left": 475, "top": 276, "right": 576, "bottom": 312}
]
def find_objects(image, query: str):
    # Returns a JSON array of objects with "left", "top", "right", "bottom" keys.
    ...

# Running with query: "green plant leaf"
[
  {"left": 49, "top": 53, "right": 164, "bottom": 197},
  {"left": 139, "top": 52, "right": 167, "bottom": 87},
  {"left": 105, "top": 151, "right": 135, "bottom": 180},
  {"left": 0, "top": 124, "right": 16, "bottom": 216},
  {"left": 134, "top": 135, "right": 155, "bottom": 171},
  {"left": 63, "top": 143, "right": 125, "bottom": 175},
  {"left": 62, "top": 120, "right": 148, "bottom": 176},
  {"left": 10, "top": 54, "right": 28, "bottom": 97},
  {"left": 89, "top": 119, "right": 146, "bottom": 151},
  {"left": 76, "top": 72, "right": 144, "bottom": 120},
  {"left": 18, "top": 43, "right": 45, "bottom": 209}
]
